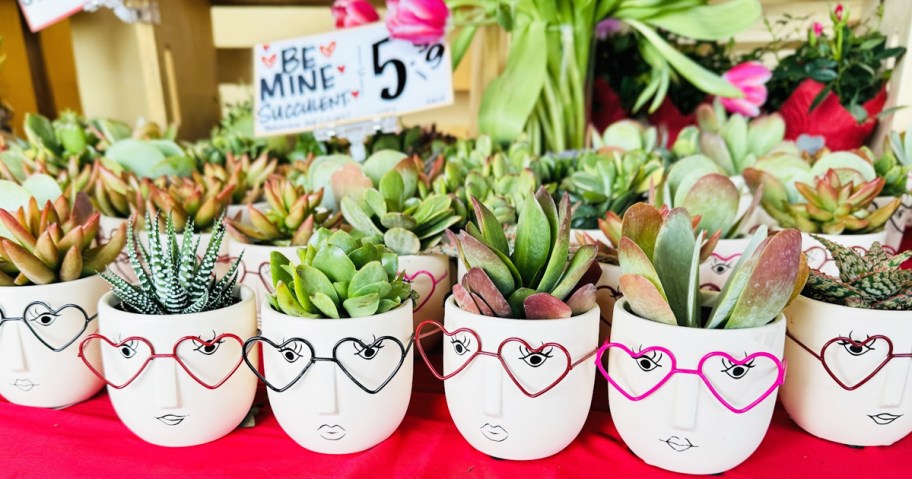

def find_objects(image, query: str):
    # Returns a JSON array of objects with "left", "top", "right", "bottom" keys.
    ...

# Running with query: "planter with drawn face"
[
  {"left": 99, "top": 215, "right": 135, "bottom": 284},
  {"left": 80, "top": 285, "right": 258, "bottom": 447},
  {"left": 699, "top": 237, "right": 753, "bottom": 292},
  {"left": 247, "top": 302, "right": 413, "bottom": 454},
  {"left": 399, "top": 254, "right": 450, "bottom": 350},
  {"left": 0, "top": 275, "right": 108, "bottom": 408},
  {"left": 595, "top": 262, "right": 621, "bottom": 343},
  {"left": 417, "top": 297, "right": 598, "bottom": 460},
  {"left": 600, "top": 299, "right": 786, "bottom": 475},
  {"left": 873, "top": 195, "right": 911, "bottom": 253},
  {"left": 226, "top": 240, "right": 297, "bottom": 326},
  {"left": 802, "top": 231, "right": 888, "bottom": 277},
  {"left": 781, "top": 296, "right": 912, "bottom": 446}
]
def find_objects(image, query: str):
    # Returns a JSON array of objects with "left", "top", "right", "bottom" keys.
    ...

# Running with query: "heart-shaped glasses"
[
  {"left": 415, "top": 320, "right": 597, "bottom": 398},
  {"left": 0, "top": 302, "right": 96, "bottom": 352},
  {"left": 78, "top": 333, "right": 245, "bottom": 389},
  {"left": 402, "top": 269, "right": 447, "bottom": 313},
  {"left": 787, "top": 332, "right": 912, "bottom": 391},
  {"left": 596, "top": 343, "right": 786, "bottom": 414},
  {"left": 242, "top": 334, "right": 414, "bottom": 394}
]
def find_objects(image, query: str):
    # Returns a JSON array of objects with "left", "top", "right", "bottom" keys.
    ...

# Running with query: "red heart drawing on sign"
[
  {"left": 263, "top": 43, "right": 270, "bottom": 51},
  {"left": 320, "top": 41, "right": 337, "bottom": 57},
  {"left": 261, "top": 54, "right": 277, "bottom": 68},
  {"left": 351, "top": 90, "right": 360, "bottom": 98},
  {"left": 337, "top": 65, "right": 345, "bottom": 74}
]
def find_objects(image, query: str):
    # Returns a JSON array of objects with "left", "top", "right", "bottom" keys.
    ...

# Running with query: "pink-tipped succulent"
[
  {"left": 617, "top": 203, "right": 808, "bottom": 329},
  {"left": 449, "top": 187, "right": 600, "bottom": 319},
  {"left": 201, "top": 151, "right": 278, "bottom": 205},
  {"left": 145, "top": 177, "right": 235, "bottom": 233},
  {"left": 226, "top": 177, "right": 343, "bottom": 247}
]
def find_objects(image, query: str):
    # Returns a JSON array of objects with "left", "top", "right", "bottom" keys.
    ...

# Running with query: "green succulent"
[
  {"left": 101, "top": 212, "right": 240, "bottom": 315},
  {"left": 617, "top": 203, "right": 808, "bottom": 329},
  {"left": 590, "top": 120, "right": 662, "bottom": 153},
  {"left": 341, "top": 160, "right": 462, "bottom": 256},
  {"left": 448, "top": 187, "right": 600, "bottom": 319},
  {"left": 696, "top": 100, "right": 786, "bottom": 176},
  {"left": 267, "top": 229, "right": 416, "bottom": 319},
  {"left": 188, "top": 101, "right": 292, "bottom": 165},
  {"left": 559, "top": 149, "right": 663, "bottom": 229},
  {"left": 802, "top": 235, "right": 912, "bottom": 310},
  {"left": 876, "top": 130, "right": 912, "bottom": 198}
]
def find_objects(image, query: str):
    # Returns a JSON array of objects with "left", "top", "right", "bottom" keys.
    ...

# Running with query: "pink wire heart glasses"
[
  {"left": 596, "top": 343, "right": 786, "bottom": 414},
  {"left": 787, "top": 332, "right": 912, "bottom": 391},
  {"left": 415, "top": 320, "right": 597, "bottom": 398}
]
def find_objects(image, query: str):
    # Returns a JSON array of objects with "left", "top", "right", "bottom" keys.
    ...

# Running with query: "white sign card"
[
  {"left": 17, "top": 0, "right": 88, "bottom": 32},
  {"left": 253, "top": 23, "right": 454, "bottom": 138}
]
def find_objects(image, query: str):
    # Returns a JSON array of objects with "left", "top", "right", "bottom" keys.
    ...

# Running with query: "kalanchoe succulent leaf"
[
  {"left": 706, "top": 227, "right": 768, "bottom": 328},
  {"left": 458, "top": 232, "right": 515, "bottom": 296},
  {"left": 536, "top": 192, "right": 572, "bottom": 293},
  {"left": 313, "top": 245, "right": 356, "bottom": 283},
  {"left": 470, "top": 292, "right": 496, "bottom": 316},
  {"left": 513, "top": 188, "right": 551, "bottom": 286},
  {"left": 270, "top": 251, "right": 293, "bottom": 290},
  {"left": 653, "top": 208, "right": 697, "bottom": 326},
  {"left": 350, "top": 262, "right": 388, "bottom": 298},
  {"left": 471, "top": 197, "right": 509, "bottom": 255},
  {"left": 383, "top": 228, "right": 421, "bottom": 255},
  {"left": 550, "top": 245, "right": 598, "bottom": 301},
  {"left": 452, "top": 283, "right": 480, "bottom": 314},
  {"left": 621, "top": 202, "right": 663, "bottom": 260},
  {"left": 619, "top": 274, "right": 676, "bottom": 325},
  {"left": 523, "top": 293, "right": 572, "bottom": 320},
  {"left": 276, "top": 281, "right": 316, "bottom": 318},
  {"left": 681, "top": 174, "right": 739, "bottom": 237},
  {"left": 507, "top": 288, "right": 537, "bottom": 318},
  {"left": 464, "top": 267, "right": 512, "bottom": 317},
  {"left": 701, "top": 133, "right": 736, "bottom": 175},
  {"left": 343, "top": 293, "right": 380, "bottom": 318},
  {"left": 565, "top": 283, "right": 597, "bottom": 316},
  {"left": 311, "top": 292, "right": 340, "bottom": 318}
]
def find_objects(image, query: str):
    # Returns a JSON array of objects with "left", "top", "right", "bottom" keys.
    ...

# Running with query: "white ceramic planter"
[
  {"left": 227, "top": 239, "right": 298, "bottom": 326},
  {"left": 604, "top": 299, "right": 785, "bottom": 475},
  {"left": 254, "top": 302, "right": 413, "bottom": 454},
  {"left": 699, "top": 237, "right": 753, "bottom": 291},
  {"left": 99, "top": 215, "right": 136, "bottom": 284},
  {"left": 438, "top": 297, "right": 598, "bottom": 460},
  {"left": 595, "top": 262, "right": 621, "bottom": 343},
  {"left": 87, "top": 285, "right": 258, "bottom": 447},
  {"left": 0, "top": 275, "right": 107, "bottom": 408},
  {"left": 802, "top": 231, "right": 888, "bottom": 277},
  {"left": 226, "top": 201, "right": 268, "bottom": 225},
  {"left": 399, "top": 254, "right": 450, "bottom": 350},
  {"left": 873, "top": 195, "right": 910, "bottom": 253},
  {"left": 781, "top": 296, "right": 912, "bottom": 446}
]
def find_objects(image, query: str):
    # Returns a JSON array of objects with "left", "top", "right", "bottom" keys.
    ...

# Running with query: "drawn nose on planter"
[
  {"left": 315, "top": 362, "right": 338, "bottom": 415},
  {"left": 672, "top": 375, "right": 701, "bottom": 431},
  {"left": 0, "top": 324, "right": 27, "bottom": 372},
  {"left": 154, "top": 359, "right": 181, "bottom": 409},
  {"left": 483, "top": 358, "right": 503, "bottom": 417}
]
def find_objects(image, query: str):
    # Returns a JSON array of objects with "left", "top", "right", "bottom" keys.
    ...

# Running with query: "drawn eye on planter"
[
  {"left": 597, "top": 343, "right": 785, "bottom": 414},
  {"left": 242, "top": 334, "right": 414, "bottom": 394},
  {"left": 119, "top": 340, "right": 139, "bottom": 359},
  {"left": 192, "top": 333, "right": 225, "bottom": 356},
  {"left": 415, "top": 320, "right": 597, "bottom": 398},
  {"left": 0, "top": 302, "right": 96, "bottom": 352},
  {"left": 710, "top": 259, "right": 733, "bottom": 276},
  {"left": 787, "top": 332, "right": 912, "bottom": 391}
]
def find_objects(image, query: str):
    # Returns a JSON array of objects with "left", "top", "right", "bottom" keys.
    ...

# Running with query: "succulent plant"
[
  {"left": 559, "top": 149, "right": 664, "bottom": 229},
  {"left": 875, "top": 129, "right": 912, "bottom": 198},
  {"left": 104, "top": 137, "right": 195, "bottom": 180},
  {"left": 341, "top": 160, "right": 463, "bottom": 256},
  {"left": 695, "top": 100, "right": 786, "bottom": 176},
  {"left": 226, "top": 178, "right": 343, "bottom": 247},
  {"left": 589, "top": 120, "right": 662, "bottom": 154},
  {"left": 201, "top": 152, "right": 278, "bottom": 205},
  {"left": 0, "top": 192, "right": 126, "bottom": 285},
  {"left": 618, "top": 203, "right": 808, "bottom": 329},
  {"left": 802, "top": 235, "right": 912, "bottom": 310},
  {"left": 746, "top": 167, "right": 900, "bottom": 235},
  {"left": 267, "top": 228, "right": 416, "bottom": 318},
  {"left": 145, "top": 177, "right": 234, "bottom": 233},
  {"left": 189, "top": 101, "right": 292, "bottom": 165},
  {"left": 366, "top": 124, "right": 456, "bottom": 158},
  {"left": 101, "top": 212, "right": 240, "bottom": 315},
  {"left": 745, "top": 147, "right": 879, "bottom": 203},
  {"left": 448, "top": 187, "right": 600, "bottom": 319}
]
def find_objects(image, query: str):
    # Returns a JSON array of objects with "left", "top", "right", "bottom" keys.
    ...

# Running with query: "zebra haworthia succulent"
[{"left": 101, "top": 212, "right": 241, "bottom": 315}]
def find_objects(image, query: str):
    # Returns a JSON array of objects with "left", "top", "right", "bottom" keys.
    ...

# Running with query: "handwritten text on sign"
[
  {"left": 17, "top": 0, "right": 87, "bottom": 32},
  {"left": 253, "top": 23, "right": 453, "bottom": 137}
]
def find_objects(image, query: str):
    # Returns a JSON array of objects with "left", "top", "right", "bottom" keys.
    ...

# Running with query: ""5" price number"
[{"left": 372, "top": 38, "right": 446, "bottom": 101}]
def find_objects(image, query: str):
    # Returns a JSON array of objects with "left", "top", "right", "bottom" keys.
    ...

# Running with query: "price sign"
[
  {"left": 17, "top": 0, "right": 88, "bottom": 32},
  {"left": 253, "top": 23, "right": 453, "bottom": 137}
]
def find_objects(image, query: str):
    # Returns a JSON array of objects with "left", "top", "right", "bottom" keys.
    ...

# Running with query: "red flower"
[
  {"left": 719, "top": 62, "right": 772, "bottom": 117},
  {"left": 813, "top": 22, "right": 823, "bottom": 36},
  {"left": 386, "top": 0, "right": 449, "bottom": 44},
  {"left": 332, "top": 0, "right": 379, "bottom": 29},
  {"left": 834, "top": 4, "right": 844, "bottom": 21}
]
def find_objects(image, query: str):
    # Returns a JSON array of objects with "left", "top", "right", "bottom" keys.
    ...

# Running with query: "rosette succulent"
[
  {"left": 267, "top": 229, "right": 416, "bottom": 318},
  {"left": 341, "top": 161, "right": 463, "bottom": 255},
  {"left": 101, "top": 212, "right": 240, "bottom": 314},
  {"left": 145, "top": 177, "right": 234, "bottom": 233},
  {"left": 226, "top": 178, "right": 343, "bottom": 247},
  {"left": 0, "top": 192, "right": 126, "bottom": 285},
  {"left": 695, "top": 100, "right": 786, "bottom": 176},
  {"left": 802, "top": 235, "right": 912, "bottom": 310},
  {"left": 201, "top": 152, "right": 278, "bottom": 205},
  {"left": 590, "top": 120, "right": 662, "bottom": 154},
  {"left": 617, "top": 203, "right": 808, "bottom": 329},
  {"left": 875, "top": 129, "right": 912, "bottom": 198},
  {"left": 448, "top": 187, "right": 600, "bottom": 319}
]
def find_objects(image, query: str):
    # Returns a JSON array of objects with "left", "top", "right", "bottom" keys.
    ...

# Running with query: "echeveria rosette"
[
  {"left": 201, "top": 152, "right": 278, "bottom": 205},
  {"left": 267, "top": 228, "right": 416, "bottom": 319},
  {"left": 875, "top": 129, "right": 912, "bottom": 198},
  {"left": 617, "top": 203, "right": 808, "bottom": 329},
  {"left": 145, "top": 176, "right": 235, "bottom": 233},
  {"left": 801, "top": 236, "right": 912, "bottom": 311},
  {"left": 448, "top": 187, "right": 600, "bottom": 320},
  {"left": 693, "top": 99, "right": 786, "bottom": 176}
]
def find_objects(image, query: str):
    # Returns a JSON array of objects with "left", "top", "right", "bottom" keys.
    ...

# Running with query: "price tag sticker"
[
  {"left": 17, "top": 0, "right": 88, "bottom": 32},
  {"left": 253, "top": 23, "right": 453, "bottom": 137}
]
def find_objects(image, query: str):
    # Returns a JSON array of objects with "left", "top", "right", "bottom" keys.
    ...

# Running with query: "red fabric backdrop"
[{"left": 1, "top": 233, "right": 911, "bottom": 478}]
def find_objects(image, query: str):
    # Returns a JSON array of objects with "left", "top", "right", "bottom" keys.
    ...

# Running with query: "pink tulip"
[
  {"left": 834, "top": 4, "right": 844, "bottom": 21},
  {"left": 719, "top": 61, "right": 772, "bottom": 117},
  {"left": 813, "top": 22, "right": 823, "bottom": 36},
  {"left": 386, "top": 0, "right": 449, "bottom": 44},
  {"left": 332, "top": 0, "right": 380, "bottom": 29}
]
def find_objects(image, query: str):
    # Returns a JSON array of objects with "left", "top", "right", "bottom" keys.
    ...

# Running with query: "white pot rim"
[
  {"left": 799, "top": 230, "right": 888, "bottom": 241},
  {"left": 0, "top": 273, "right": 105, "bottom": 292},
  {"left": 227, "top": 240, "right": 301, "bottom": 253},
  {"left": 795, "top": 294, "right": 911, "bottom": 320},
  {"left": 99, "top": 284, "right": 255, "bottom": 323},
  {"left": 444, "top": 295, "right": 597, "bottom": 324},
  {"left": 614, "top": 297, "right": 785, "bottom": 336},
  {"left": 261, "top": 300, "right": 412, "bottom": 326}
]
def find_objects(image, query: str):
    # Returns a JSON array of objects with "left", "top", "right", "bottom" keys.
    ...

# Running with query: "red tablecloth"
[{"left": 1, "top": 232, "right": 911, "bottom": 478}]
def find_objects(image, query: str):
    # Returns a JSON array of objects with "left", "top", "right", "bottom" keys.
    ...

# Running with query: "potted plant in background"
[
  {"left": 598, "top": 204, "right": 807, "bottom": 474},
  {"left": 418, "top": 187, "right": 600, "bottom": 460},
  {"left": 244, "top": 228, "right": 416, "bottom": 454},
  {"left": 79, "top": 213, "right": 257, "bottom": 447},
  {"left": 0, "top": 190, "right": 125, "bottom": 408},
  {"left": 226, "top": 178, "right": 343, "bottom": 320},
  {"left": 873, "top": 130, "right": 912, "bottom": 250},
  {"left": 781, "top": 236, "right": 912, "bottom": 446},
  {"left": 341, "top": 159, "right": 462, "bottom": 347},
  {"left": 753, "top": 5, "right": 906, "bottom": 150},
  {"left": 201, "top": 152, "right": 277, "bottom": 223}
]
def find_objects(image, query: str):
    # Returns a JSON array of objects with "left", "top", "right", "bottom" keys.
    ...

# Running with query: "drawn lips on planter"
[
  {"left": 11, "top": 379, "right": 38, "bottom": 392},
  {"left": 156, "top": 414, "right": 188, "bottom": 426},
  {"left": 318, "top": 424, "right": 346, "bottom": 441},
  {"left": 661, "top": 435, "right": 697, "bottom": 452},
  {"left": 480, "top": 423, "right": 509, "bottom": 442},
  {"left": 868, "top": 413, "right": 902, "bottom": 425}
]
